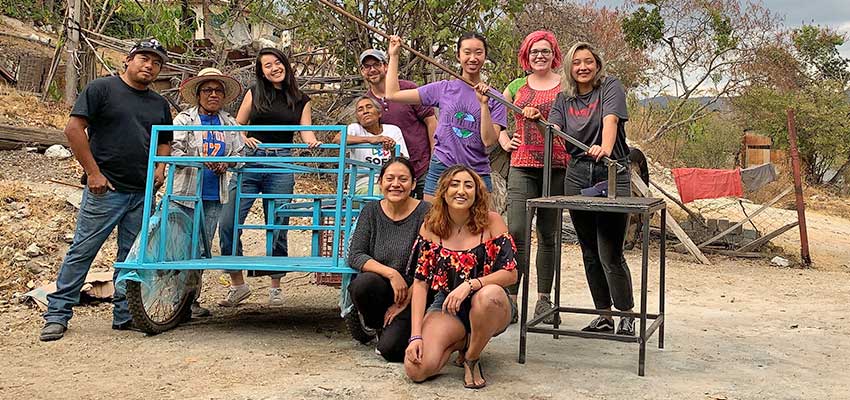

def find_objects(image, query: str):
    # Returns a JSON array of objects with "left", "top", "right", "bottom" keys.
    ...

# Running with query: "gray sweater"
[{"left": 348, "top": 200, "right": 430, "bottom": 281}]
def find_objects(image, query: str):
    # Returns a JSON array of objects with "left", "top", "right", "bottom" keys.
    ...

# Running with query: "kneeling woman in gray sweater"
[{"left": 347, "top": 157, "right": 430, "bottom": 362}]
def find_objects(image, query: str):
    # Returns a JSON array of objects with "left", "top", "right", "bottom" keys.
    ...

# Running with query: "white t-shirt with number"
[{"left": 345, "top": 123, "right": 409, "bottom": 192}]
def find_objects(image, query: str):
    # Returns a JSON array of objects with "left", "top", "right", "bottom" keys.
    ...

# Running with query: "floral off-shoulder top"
[{"left": 407, "top": 232, "right": 517, "bottom": 293}]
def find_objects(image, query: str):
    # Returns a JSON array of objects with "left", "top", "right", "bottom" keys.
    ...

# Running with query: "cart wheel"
[
  {"left": 345, "top": 309, "right": 376, "bottom": 344},
  {"left": 126, "top": 270, "right": 198, "bottom": 334}
]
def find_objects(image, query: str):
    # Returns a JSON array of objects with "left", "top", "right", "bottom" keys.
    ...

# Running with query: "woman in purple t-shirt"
[{"left": 385, "top": 33, "right": 507, "bottom": 201}]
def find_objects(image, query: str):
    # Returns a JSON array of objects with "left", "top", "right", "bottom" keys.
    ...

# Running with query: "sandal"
[
  {"left": 463, "top": 358, "right": 486, "bottom": 389},
  {"left": 452, "top": 334, "right": 469, "bottom": 367}
]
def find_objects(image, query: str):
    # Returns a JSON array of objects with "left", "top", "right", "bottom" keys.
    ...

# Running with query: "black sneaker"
[
  {"left": 39, "top": 322, "right": 66, "bottom": 342},
  {"left": 581, "top": 316, "right": 614, "bottom": 333},
  {"left": 617, "top": 317, "right": 635, "bottom": 336}
]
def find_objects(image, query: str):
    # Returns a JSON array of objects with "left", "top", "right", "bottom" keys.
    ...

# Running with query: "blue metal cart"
[{"left": 115, "top": 125, "right": 386, "bottom": 336}]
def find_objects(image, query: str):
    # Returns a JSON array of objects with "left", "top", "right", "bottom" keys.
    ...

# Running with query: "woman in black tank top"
[{"left": 218, "top": 48, "right": 322, "bottom": 307}]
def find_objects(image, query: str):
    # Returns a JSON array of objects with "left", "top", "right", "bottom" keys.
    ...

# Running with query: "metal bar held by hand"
[{"left": 314, "top": 0, "right": 624, "bottom": 172}]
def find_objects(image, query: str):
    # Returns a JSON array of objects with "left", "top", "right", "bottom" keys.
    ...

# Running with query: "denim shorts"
[
  {"left": 426, "top": 289, "right": 516, "bottom": 335},
  {"left": 423, "top": 158, "right": 492, "bottom": 196}
]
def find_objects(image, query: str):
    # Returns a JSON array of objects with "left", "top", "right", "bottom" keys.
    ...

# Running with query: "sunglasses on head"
[{"left": 131, "top": 39, "right": 166, "bottom": 54}]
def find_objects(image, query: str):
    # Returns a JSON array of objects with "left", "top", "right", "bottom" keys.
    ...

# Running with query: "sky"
[{"left": 594, "top": 0, "right": 850, "bottom": 58}]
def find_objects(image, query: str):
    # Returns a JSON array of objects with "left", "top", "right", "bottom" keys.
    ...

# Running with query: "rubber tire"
[
  {"left": 345, "top": 310, "right": 376, "bottom": 344},
  {"left": 126, "top": 280, "right": 193, "bottom": 335}
]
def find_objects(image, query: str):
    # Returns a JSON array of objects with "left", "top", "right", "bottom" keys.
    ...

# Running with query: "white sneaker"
[
  {"left": 269, "top": 287, "right": 284, "bottom": 307},
  {"left": 218, "top": 284, "right": 250, "bottom": 307}
]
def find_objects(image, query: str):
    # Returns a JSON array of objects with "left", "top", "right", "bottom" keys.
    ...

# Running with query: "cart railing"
[{"left": 115, "top": 124, "right": 390, "bottom": 275}]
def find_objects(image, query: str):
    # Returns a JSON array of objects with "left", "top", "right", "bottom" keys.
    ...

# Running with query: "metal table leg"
[
  {"left": 638, "top": 211, "right": 650, "bottom": 376},
  {"left": 553, "top": 210, "right": 563, "bottom": 339},
  {"left": 518, "top": 204, "right": 535, "bottom": 363},
  {"left": 516, "top": 198, "right": 666, "bottom": 376},
  {"left": 659, "top": 208, "right": 667, "bottom": 349}
]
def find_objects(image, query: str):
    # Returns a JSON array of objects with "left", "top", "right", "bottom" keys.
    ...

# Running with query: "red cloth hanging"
[{"left": 671, "top": 168, "right": 744, "bottom": 203}]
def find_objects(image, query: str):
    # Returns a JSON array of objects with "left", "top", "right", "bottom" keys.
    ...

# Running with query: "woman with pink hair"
[{"left": 500, "top": 30, "right": 569, "bottom": 324}]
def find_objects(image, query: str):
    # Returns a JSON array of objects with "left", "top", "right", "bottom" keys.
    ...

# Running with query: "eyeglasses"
[
  {"left": 529, "top": 49, "right": 553, "bottom": 57},
  {"left": 200, "top": 88, "right": 225, "bottom": 95},
  {"left": 360, "top": 63, "right": 383, "bottom": 71}
]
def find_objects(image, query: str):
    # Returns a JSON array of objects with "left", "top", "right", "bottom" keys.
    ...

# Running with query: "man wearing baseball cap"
[
  {"left": 40, "top": 39, "right": 174, "bottom": 341},
  {"left": 359, "top": 48, "right": 436, "bottom": 199}
]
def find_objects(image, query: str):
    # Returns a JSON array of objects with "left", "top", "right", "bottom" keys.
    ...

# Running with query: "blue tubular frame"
[{"left": 116, "top": 125, "right": 387, "bottom": 279}]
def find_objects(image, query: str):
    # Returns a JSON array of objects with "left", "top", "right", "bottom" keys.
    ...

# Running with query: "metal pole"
[
  {"left": 785, "top": 109, "right": 811, "bottom": 266},
  {"left": 64, "top": 0, "right": 82, "bottom": 106},
  {"left": 542, "top": 125, "right": 553, "bottom": 197}
]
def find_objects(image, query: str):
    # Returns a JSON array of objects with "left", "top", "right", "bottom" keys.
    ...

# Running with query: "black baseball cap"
[{"left": 129, "top": 39, "right": 169, "bottom": 63}]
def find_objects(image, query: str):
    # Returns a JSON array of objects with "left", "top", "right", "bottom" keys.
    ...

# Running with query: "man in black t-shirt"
[{"left": 40, "top": 39, "right": 174, "bottom": 342}]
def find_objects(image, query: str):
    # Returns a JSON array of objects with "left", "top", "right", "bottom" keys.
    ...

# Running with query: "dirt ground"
[
  {"left": 1, "top": 156, "right": 849, "bottom": 399},
  {"left": 1, "top": 241, "right": 849, "bottom": 399}
]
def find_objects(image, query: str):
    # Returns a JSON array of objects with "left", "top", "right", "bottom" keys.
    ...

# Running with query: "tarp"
[
  {"left": 672, "top": 167, "right": 744, "bottom": 203},
  {"left": 115, "top": 203, "right": 203, "bottom": 300},
  {"left": 741, "top": 163, "right": 777, "bottom": 192}
]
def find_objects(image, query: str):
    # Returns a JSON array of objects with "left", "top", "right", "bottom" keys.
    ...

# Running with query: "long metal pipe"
[{"left": 315, "top": 0, "right": 623, "bottom": 177}]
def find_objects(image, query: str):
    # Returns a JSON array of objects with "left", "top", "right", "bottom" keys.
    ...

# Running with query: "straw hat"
[{"left": 179, "top": 67, "right": 242, "bottom": 106}]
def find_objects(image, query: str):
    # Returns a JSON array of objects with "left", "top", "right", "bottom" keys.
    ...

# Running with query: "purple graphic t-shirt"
[{"left": 417, "top": 80, "right": 507, "bottom": 175}]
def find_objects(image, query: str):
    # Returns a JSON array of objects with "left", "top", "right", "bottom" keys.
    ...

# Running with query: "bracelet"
[
  {"left": 476, "top": 278, "right": 483, "bottom": 290},
  {"left": 467, "top": 279, "right": 475, "bottom": 292},
  {"left": 408, "top": 335, "right": 422, "bottom": 343}
]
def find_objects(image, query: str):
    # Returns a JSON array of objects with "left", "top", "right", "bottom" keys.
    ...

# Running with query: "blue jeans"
[
  {"left": 176, "top": 200, "right": 222, "bottom": 256},
  {"left": 423, "top": 158, "right": 492, "bottom": 196},
  {"left": 44, "top": 188, "right": 146, "bottom": 327},
  {"left": 177, "top": 200, "right": 223, "bottom": 302},
  {"left": 219, "top": 149, "right": 294, "bottom": 265}
]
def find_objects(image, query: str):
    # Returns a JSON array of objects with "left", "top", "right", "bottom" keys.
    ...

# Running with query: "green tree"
[
  {"left": 629, "top": 98, "right": 741, "bottom": 169},
  {"left": 621, "top": 0, "right": 779, "bottom": 143},
  {"left": 734, "top": 84, "right": 850, "bottom": 183},
  {"left": 285, "top": 0, "right": 524, "bottom": 89},
  {"left": 735, "top": 24, "right": 850, "bottom": 184},
  {"left": 791, "top": 25, "right": 850, "bottom": 86},
  {"left": 0, "top": 0, "right": 61, "bottom": 24},
  {"left": 104, "top": 1, "right": 196, "bottom": 47}
]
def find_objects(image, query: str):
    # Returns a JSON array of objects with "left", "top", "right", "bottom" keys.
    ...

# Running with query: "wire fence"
[{"left": 659, "top": 161, "right": 803, "bottom": 256}]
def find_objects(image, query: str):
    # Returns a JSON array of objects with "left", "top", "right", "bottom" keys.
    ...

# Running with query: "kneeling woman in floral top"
[{"left": 404, "top": 165, "right": 517, "bottom": 389}]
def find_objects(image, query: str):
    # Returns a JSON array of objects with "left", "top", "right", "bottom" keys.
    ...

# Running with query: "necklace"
[{"left": 450, "top": 218, "right": 468, "bottom": 235}]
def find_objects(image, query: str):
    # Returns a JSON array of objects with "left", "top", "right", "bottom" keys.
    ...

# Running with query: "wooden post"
[
  {"left": 64, "top": 0, "right": 82, "bottom": 106},
  {"left": 786, "top": 109, "right": 812, "bottom": 266}
]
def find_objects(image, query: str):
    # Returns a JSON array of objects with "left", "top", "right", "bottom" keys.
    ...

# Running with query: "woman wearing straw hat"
[{"left": 172, "top": 67, "right": 245, "bottom": 318}]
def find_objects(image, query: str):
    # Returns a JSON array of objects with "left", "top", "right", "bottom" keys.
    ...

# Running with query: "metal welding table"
[{"left": 517, "top": 195, "right": 667, "bottom": 376}]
